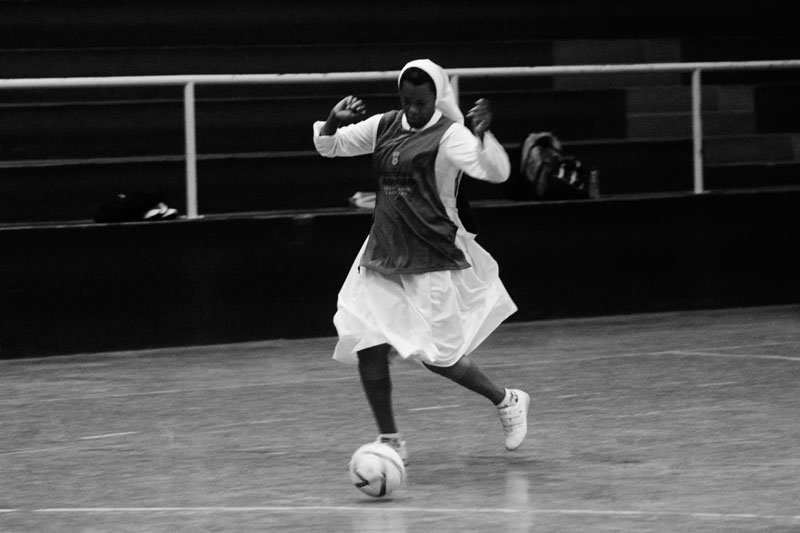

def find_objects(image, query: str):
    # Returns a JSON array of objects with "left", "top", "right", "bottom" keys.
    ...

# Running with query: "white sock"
[
  {"left": 497, "top": 388, "right": 513, "bottom": 408},
  {"left": 379, "top": 432, "right": 401, "bottom": 441}
]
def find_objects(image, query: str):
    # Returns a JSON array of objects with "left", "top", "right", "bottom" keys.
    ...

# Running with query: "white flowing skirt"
[{"left": 332, "top": 226, "right": 517, "bottom": 367}]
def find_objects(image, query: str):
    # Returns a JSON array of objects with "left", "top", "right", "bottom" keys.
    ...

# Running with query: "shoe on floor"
[
  {"left": 377, "top": 434, "right": 408, "bottom": 466},
  {"left": 497, "top": 389, "right": 530, "bottom": 450}
]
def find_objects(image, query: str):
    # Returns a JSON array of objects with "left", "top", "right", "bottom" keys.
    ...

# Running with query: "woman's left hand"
[{"left": 467, "top": 98, "right": 493, "bottom": 139}]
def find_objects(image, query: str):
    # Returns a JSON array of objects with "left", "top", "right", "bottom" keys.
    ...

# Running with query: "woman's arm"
[
  {"left": 442, "top": 127, "right": 511, "bottom": 183},
  {"left": 313, "top": 95, "right": 380, "bottom": 158},
  {"left": 442, "top": 98, "right": 510, "bottom": 183}
]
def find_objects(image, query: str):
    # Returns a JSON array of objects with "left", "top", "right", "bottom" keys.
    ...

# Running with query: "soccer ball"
[{"left": 348, "top": 442, "right": 406, "bottom": 498}]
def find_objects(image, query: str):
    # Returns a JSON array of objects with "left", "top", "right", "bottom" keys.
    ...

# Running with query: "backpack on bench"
[{"left": 520, "top": 132, "right": 598, "bottom": 201}]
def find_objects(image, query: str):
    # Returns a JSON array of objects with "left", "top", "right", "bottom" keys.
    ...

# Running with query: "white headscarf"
[{"left": 398, "top": 59, "right": 464, "bottom": 125}]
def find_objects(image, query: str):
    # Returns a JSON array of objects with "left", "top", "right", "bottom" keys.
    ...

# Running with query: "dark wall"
[
  {"left": 2, "top": 189, "right": 799, "bottom": 358},
  {"left": 1, "top": 1, "right": 798, "bottom": 47}
]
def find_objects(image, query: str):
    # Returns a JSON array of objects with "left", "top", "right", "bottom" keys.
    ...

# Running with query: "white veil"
[{"left": 398, "top": 59, "right": 464, "bottom": 125}]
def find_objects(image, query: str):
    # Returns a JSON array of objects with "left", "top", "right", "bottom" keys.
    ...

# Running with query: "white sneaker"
[
  {"left": 497, "top": 389, "right": 530, "bottom": 450},
  {"left": 377, "top": 434, "right": 408, "bottom": 466}
]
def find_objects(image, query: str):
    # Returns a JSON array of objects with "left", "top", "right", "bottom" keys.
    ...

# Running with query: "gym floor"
[{"left": 1, "top": 305, "right": 798, "bottom": 532}]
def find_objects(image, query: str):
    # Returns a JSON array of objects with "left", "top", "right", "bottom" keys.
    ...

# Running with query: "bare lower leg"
[
  {"left": 357, "top": 344, "right": 398, "bottom": 434},
  {"left": 424, "top": 355, "right": 506, "bottom": 405}
]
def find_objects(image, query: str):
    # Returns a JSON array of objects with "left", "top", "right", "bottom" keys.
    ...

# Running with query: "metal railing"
[{"left": 2, "top": 59, "right": 799, "bottom": 218}]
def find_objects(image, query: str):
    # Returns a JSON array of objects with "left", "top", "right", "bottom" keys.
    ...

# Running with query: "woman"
[{"left": 313, "top": 59, "right": 529, "bottom": 464}]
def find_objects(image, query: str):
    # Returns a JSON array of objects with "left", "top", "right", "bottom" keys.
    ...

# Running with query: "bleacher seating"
[
  {"left": 2, "top": 0, "right": 800, "bottom": 357},
  {"left": 1, "top": 1, "right": 799, "bottom": 223}
]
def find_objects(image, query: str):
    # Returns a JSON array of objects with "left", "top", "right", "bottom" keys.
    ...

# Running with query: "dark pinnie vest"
[{"left": 360, "top": 110, "right": 470, "bottom": 275}]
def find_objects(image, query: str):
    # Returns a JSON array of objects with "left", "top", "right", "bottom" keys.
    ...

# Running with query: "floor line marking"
[
  {"left": 671, "top": 350, "right": 800, "bottom": 362},
  {"left": 199, "top": 419, "right": 299, "bottom": 430},
  {"left": 486, "top": 343, "right": 799, "bottom": 366},
  {"left": 678, "top": 341, "right": 786, "bottom": 351},
  {"left": 31, "top": 506, "right": 517, "bottom": 514},
  {"left": 0, "top": 446, "right": 74, "bottom": 456},
  {"left": 407, "top": 404, "right": 461, "bottom": 412},
  {"left": 7, "top": 377, "right": 355, "bottom": 405},
  {"left": 26, "top": 507, "right": 800, "bottom": 521},
  {"left": 79, "top": 432, "right": 138, "bottom": 441},
  {"left": 0, "top": 343, "right": 794, "bottom": 407}
]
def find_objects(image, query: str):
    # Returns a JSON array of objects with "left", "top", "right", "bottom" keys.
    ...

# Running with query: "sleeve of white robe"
[
  {"left": 440, "top": 124, "right": 511, "bottom": 183},
  {"left": 312, "top": 114, "right": 382, "bottom": 158}
]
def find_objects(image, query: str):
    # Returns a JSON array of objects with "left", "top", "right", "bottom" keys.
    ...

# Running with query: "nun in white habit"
[{"left": 313, "top": 59, "right": 529, "bottom": 458}]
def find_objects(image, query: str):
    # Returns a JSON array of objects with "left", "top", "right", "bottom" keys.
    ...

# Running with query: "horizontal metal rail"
[
  {"left": 2, "top": 60, "right": 799, "bottom": 89},
  {"left": 2, "top": 60, "right": 800, "bottom": 218}
]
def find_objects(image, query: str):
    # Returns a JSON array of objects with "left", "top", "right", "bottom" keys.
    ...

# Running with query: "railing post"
[
  {"left": 691, "top": 68, "right": 705, "bottom": 194},
  {"left": 450, "top": 75, "right": 459, "bottom": 106},
  {"left": 184, "top": 82, "right": 199, "bottom": 218}
]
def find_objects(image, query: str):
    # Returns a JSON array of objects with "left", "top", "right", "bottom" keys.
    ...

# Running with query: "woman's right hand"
[
  {"left": 320, "top": 95, "right": 366, "bottom": 136},
  {"left": 330, "top": 95, "right": 366, "bottom": 123}
]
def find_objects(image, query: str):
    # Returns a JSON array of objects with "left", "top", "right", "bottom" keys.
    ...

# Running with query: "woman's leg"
[
  {"left": 358, "top": 344, "right": 409, "bottom": 463},
  {"left": 424, "top": 354, "right": 505, "bottom": 405},
  {"left": 425, "top": 354, "right": 530, "bottom": 450},
  {"left": 357, "top": 343, "right": 397, "bottom": 434}
]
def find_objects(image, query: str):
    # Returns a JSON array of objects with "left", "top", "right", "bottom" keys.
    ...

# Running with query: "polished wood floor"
[{"left": 1, "top": 305, "right": 799, "bottom": 532}]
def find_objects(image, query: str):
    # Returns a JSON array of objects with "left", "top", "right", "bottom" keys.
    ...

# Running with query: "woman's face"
[{"left": 399, "top": 81, "right": 436, "bottom": 129}]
